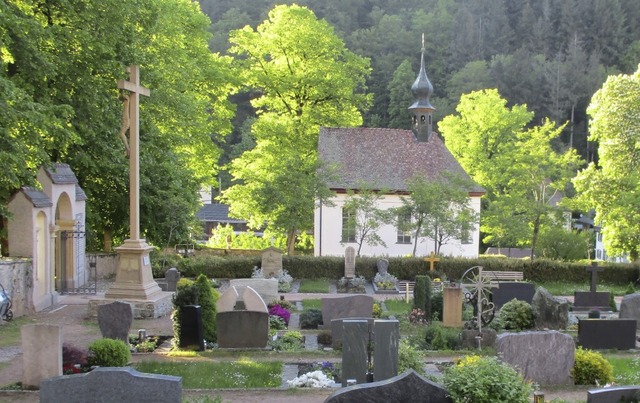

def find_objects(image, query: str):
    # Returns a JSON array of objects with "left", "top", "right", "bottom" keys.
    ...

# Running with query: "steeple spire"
[{"left": 409, "top": 34, "right": 435, "bottom": 142}]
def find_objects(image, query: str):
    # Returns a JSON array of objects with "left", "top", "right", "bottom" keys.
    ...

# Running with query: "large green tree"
[
  {"left": 221, "top": 4, "right": 371, "bottom": 254},
  {"left": 1, "top": 0, "right": 236, "bottom": 250},
  {"left": 440, "top": 89, "right": 582, "bottom": 256},
  {"left": 572, "top": 67, "right": 640, "bottom": 260}
]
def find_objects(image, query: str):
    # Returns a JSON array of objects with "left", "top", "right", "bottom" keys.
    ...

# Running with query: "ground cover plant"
[
  {"left": 134, "top": 358, "right": 283, "bottom": 388},
  {"left": 297, "top": 278, "right": 331, "bottom": 293},
  {"left": 302, "top": 298, "right": 321, "bottom": 311},
  {"left": 607, "top": 355, "right": 640, "bottom": 385},
  {"left": 384, "top": 299, "right": 412, "bottom": 317}
]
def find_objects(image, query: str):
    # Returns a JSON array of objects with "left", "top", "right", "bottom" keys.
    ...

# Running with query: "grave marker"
[
  {"left": 341, "top": 320, "right": 369, "bottom": 387},
  {"left": 344, "top": 246, "right": 356, "bottom": 279},
  {"left": 97, "top": 301, "right": 133, "bottom": 342},
  {"left": 179, "top": 305, "right": 204, "bottom": 351},
  {"left": 261, "top": 246, "right": 283, "bottom": 278},
  {"left": 373, "top": 320, "right": 399, "bottom": 382},
  {"left": 22, "top": 324, "right": 62, "bottom": 389},
  {"left": 423, "top": 252, "right": 440, "bottom": 272},
  {"left": 573, "top": 262, "right": 610, "bottom": 310}
]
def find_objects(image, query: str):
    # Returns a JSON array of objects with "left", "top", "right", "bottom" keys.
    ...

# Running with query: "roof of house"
[
  {"left": 318, "top": 127, "right": 485, "bottom": 194},
  {"left": 20, "top": 187, "right": 53, "bottom": 208},
  {"left": 196, "top": 203, "right": 245, "bottom": 223}
]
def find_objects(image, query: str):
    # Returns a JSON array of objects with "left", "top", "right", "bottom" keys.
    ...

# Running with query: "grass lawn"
[
  {"left": 534, "top": 281, "right": 633, "bottom": 296},
  {"left": 0, "top": 317, "right": 34, "bottom": 348},
  {"left": 607, "top": 355, "right": 640, "bottom": 384},
  {"left": 302, "top": 298, "right": 321, "bottom": 310},
  {"left": 384, "top": 298, "right": 412, "bottom": 316},
  {"left": 297, "top": 278, "right": 331, "bottom": 293},
  {"left": 134, "top": 358, "right": 283, "bottom": 388}
]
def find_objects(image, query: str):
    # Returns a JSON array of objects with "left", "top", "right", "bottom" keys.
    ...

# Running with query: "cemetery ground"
[{"left": 0, "top": 279, "right": 637, "bottom": 403}]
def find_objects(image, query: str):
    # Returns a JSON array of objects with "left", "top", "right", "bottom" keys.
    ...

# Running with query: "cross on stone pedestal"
[
  {"left": 460, "top": 266, "right": 498, "bottom": 343},
  {"left": 423, "top": 252, "right": 440, "bottom": 272},
  {"left": 586, "top": 262, "right": 604, "bottom": 293}
]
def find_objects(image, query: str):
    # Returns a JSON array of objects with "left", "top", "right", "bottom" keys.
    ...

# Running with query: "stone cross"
[
  {"left": 117, "top": 65, "right": 150, "bottom": 242},
  {"left": 586, "top": 262, "right": 604, "bottom": 293},
  {"left": 423, "top": 252, "right": 440, "bottom": 272}
]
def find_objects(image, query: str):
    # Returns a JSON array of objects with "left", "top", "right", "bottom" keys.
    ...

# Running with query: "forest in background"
[{"left": 200, "top": 0, "right": 640, "bottom": 180}]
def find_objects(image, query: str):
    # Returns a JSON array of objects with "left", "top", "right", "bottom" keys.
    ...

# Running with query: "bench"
[{"left": 481, "top": 270, "right": 524, "bottom": 282}]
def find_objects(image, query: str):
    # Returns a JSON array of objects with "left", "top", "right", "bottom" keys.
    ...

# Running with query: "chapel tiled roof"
[
  {"left": 21, "top": 187, "right": 53, "bottom": 208},
  {"left": 45, "top": 163, "right": 79, "bottom": 184},
  {"left": 196, "top": 203, "right": 245, "bottom": 223},
  {"left": 318, "top": 127, "right": 485, "bottom": 194}
]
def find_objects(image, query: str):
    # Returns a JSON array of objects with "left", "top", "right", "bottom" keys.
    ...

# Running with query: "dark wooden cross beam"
[{"left": 585, "top": 262, "right": 604, "bottom": 293}]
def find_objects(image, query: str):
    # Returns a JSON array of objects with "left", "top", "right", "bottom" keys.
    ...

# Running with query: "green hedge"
[{"left": 170, "top": 254, "right": 639, "bottom": 285}]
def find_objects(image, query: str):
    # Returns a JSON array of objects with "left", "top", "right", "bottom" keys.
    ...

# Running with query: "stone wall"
[
  {"left": 0, "top": 258, "right": 34, "bottom": 318},
  {"left": 90, "top": 253, "right": 118, "bottom": 279}
]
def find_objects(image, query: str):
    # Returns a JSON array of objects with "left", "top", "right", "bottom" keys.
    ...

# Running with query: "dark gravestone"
[
  {"left": 179, "top": 305, "right": 204, "bottom": 351},
  {"left": 40, "top": 367, "right": 182, "bottom": 403},
  {"left": 492, "top": 282, "right": 535, "bottom": 309},
  {"left": 578, "top": 319, "right": 637, "bottom": 350},
  {"left": 216, "top": 311, "right": 269, "bottom": 348},
  {"left": 325, "top": 370, "right": 452, "bottom": 403},
  {"left": 574, "top": 263, "right": 609, "bottom": 310},
  {"left": 321, "top": 295, "right": 374, "bottom": 329},
  {"left": 373, "top": 320, "right": 399, "bottom": 382},
  {"left": 331, "top": 317, "right": 374, "bottom": 349},
  {"left": 587, "top": 386, "right": 640, "bottom": 403},
  {"left": 341, "top": 320, "right": 369, "bottom": 387},
  {"left": 97, "top": 301, "right": 133, "bottom": 342}
]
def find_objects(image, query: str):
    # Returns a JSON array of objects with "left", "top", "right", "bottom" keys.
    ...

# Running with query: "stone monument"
[
  {"left": 344, "top": 246, "right": 356, "bottom": 279},
  {"left": 261, "top": 246, "right": 283, "bottom": 278}
]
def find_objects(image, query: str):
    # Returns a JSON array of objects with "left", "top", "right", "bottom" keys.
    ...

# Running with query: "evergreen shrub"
[
  {"left": 194, "top": 274, "right": 219, "bottom": 343},
  {"left": 299, "top": 309, "right": 323, "bottom": 329},
  {"left": 498, "top": 299, "right": 534, "bottom": 331},
  {"left": 572, "top": 347, "right": 614, "bottom": 385},
  {"left": 87, "top": 338, "right": 131, "bottom": 367},
  {"left": 171, "top": 280, "right": 200, "bottom": 349}
]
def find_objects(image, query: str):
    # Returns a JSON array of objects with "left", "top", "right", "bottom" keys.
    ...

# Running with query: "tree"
[
  {"left": 342, "top": 185, "right": 391, "bottom": 257},
  {"left": 398, "top": 174, "right": 478, "bottom": 256},
  {"left": 222, "top": 4, "right": 371, "bottom": 254},
  {"left": 572, "top": 67, "right": 640, "bottom": 260},
  {"left": 440, "top": 90, "right": 582, "bottom": 256}
]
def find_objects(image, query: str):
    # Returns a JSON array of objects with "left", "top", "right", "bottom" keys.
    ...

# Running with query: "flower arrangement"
[
  {"left": 287, "top": 370, "right": 334, "bottom": 388},
  {"left": 408, "top": 308, "right": 428, "bottom": 324},
  {"left": 268, "top": 304, "right": 291, "bottom": 326}
]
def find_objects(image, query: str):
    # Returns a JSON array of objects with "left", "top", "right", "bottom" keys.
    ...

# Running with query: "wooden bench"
[{"left": 481, "top": 270, "right": 524, "bottom": 282}]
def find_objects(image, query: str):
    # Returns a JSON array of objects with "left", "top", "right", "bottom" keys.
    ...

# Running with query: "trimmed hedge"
[{"left": 171, "top": 254, "right": 639, "bottom": 285}]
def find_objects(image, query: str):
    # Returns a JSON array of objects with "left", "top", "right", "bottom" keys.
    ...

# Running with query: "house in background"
[
  {"left": 314, "top": 39, "right": 484, "bottom": 258},
  {"left": 196, "top": 203, "right": 249, "bottom": 241}
]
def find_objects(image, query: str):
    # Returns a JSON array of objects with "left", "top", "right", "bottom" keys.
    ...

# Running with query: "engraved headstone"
[
  {"left": 619, "top": 293, "right": 640, "bottom": 329},
  {"left": 321, "top": 294, "right": 374, "bottom": 328},
  {"left": 165, "top": 268, "right": 180, "bottom": 292},
  {"left": 373, "top": 320, "right": 399, "bottom": 382},
  {"left": 179, "top": 305, "right": 204, "bottom": 351},
  {"left": 376, "top": 259, "right": 389, "bottom": 276},
  {"left": 341, "top": 320, "right": 369, "bottom": 387},
  {"left": 344, "top": 246, "right": 356, "bottom": 279},
  {"left": 216, "top": 286, "right": 239, "bottom": 312},
  {"left": 22, "top": 324, "right": 62, "bottom": 389},
  {"left": 261, "top": 246, "right": 283, "bottom": 278},
  {"left": 587, "top": 386, "right": 640, "bottom": 403},
  {"left": 97, "top": 301, "right": 133, "bottom": 342}
]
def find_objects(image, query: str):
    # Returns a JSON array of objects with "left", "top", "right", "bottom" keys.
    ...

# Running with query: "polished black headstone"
[
  {"left": 179, "top": 305, "right": 204, "bottom": 351},
  {"left": 587, "top": 386, "right": 640, "bottom": 403},
  {"left": 492, "top": 282, "right": 535, "bottom": 309},
  {"left": 573, "top": 291, "right": 610, "bottom": 310},
  {"left": 578, "top": 319, "right": 637, "bottom": 350}
]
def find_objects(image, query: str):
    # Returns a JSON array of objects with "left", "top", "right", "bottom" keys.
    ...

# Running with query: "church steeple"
[{"left": 408, "top": 34, "right": 435, "bottom": 142}]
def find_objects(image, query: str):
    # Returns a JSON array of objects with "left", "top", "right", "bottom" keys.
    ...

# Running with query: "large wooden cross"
[
  {"left": 424, "top": 252, "right": 440, "bottom": 272},
  {"left": 117, "top": 65, "right": 150, "bottom": 242}
]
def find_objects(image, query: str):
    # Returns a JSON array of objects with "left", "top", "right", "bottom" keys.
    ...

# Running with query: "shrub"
[
  {"left": 299, "top": 309, "right": 323, "bottom": 329},
  {"left": 413, "top": 276, "right": 430, "bottom": 316},
  {"left": 62, "top": 343, "right": 88, "bottom": 373},
  {"left": 268, "top": 300, "right": 293, "bottom": 311},
  {"left": 425, "top": 322, "right": 461, "bottom": 351},
  {"left": 195, "top": 274, "right": 219, "bottom": 343},
  {"left": 398, "top": 339, "right": 425, "bottom": 375},
  {"left": 372, "top": 302, "right": 382, "bottom": 318},
  {"left": 269, "top": 315, "right": 287, "bottom": 330},
  {"left": 171, "top": 281, "right": 200, "bottom": 348},
  {"left": 317, "top": 331, "right": 332, "bottom": 346},
  {"left": 87, "top": 338, "right": 131, "bottom": 367},
  {"left": 625, "top": 282, "right": 637, "bottom": 295},
  {"left": 498, "top": 299, "right": 534, "bottom": 331},
  {"left": 431, "top": 291, "right": 443, "bottom": 321},
  {"left": 443, "top": 356, "right": 532, "bottom": 403},
  {"left": 271, "top": 330, "right": 304, "bottom": 351},
  {"left": 572, "top": 347, "right": 614, "bottom": 385},
  {"left": 609, "top": 292, "right": 617, "bottom": 312}
]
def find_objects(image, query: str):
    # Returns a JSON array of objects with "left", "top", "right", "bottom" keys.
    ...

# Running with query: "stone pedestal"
[
  {"left": 88, "top": 239, "right": 172, "bottom": 318},
  {"left": 443, "top": 287, "right": 462, "bottom": 327}
]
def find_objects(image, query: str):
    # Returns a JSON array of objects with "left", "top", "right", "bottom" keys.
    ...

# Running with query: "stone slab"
[
  {"left": 39, "top": 367, "right": 181, "bottom": 403},
  {"left": 578, "top": 319, "right": 637, "bottom": 350},
  {"left": 496, "top": 331, "right": 575, "bottom": 385},
  {"left": 344, "top": 247, "right": 356, "bottom": 278},
  {"left": 531, "top": 287, "right": 569, "bottom": 330},
  {"left": 21, "top": 324, "right": 62, "bottom": 388},
  {"left": 164, "top": 268, "right": 180, "bottom": 292},
  {"left": 321, "top": 295, "right": 374, "bottom": 328},
  {"left": 242, "top": 286, "right": 268, "bottom": 313},
  {"left": 492, "top": 282, "right": 535, "bottom": 309},
  {"left": 217, "top": 311, "right": 269, "bottom": 348},
  {"left": 442, "top": 287, "right": 463, "bottom": 328},
  {"left": 229, "top": 278, "right": 278, "bottom": 305},
  {"left": 587, "top": 386, "right": 640, "bottom": 403},
  {"left": 261, "top": 246, "right": 283, "bottom": 278},
  {"left": 97, "top": 301, "right": 133, "bottom": 342},
  {"left": 573, "top": 291, "right": 610, "bottom": 310},
  {"left": 88, "top": 292, "right": 173, "bottom": 319},
  {"left": 619, "top": 293, "right": 640, "bottom": 329},
  {"left": 341, "top": 320, "right": 369, "bottom": 387},
  {"left": 179, "top": 305, "right": 204, "bottom": 351},
  {"left": 216, "top": 286, "right": 240, "bottom": 313},
  {"left": 325, "top": 370, "right": 452, "bottom": 403},
  {"left": 373, "top": 320, "right": 399, "bottom": 382},
  {"left": 331, "top": 317, "right": 374, "bottom": 349}
]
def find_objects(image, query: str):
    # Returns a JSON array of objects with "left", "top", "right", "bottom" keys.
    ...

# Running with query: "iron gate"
[{"left": 59, "top": 230, "right": 96, "bottom": 294}]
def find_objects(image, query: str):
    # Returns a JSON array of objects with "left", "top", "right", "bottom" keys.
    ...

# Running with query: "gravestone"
[
  {"left": 492, "top": 282, "right": 535, "bottom": 309},
  {"left": 460, "top": 328, "right": 497, "bottom": 350},
  {"left": 179, "top": 305, "right": 204, "bottom": 351},
  {"left": 531, "top": 287, "right": 569, "bottom": 330},
  {"left": 341, "top": 320, "right": 369, "bottom": 387},
  {"left": 165, "top": 268, "right": 180, "bottom": 292},
  {"left": 376, "top": 259, "right": 389, "bottom": 276},
  {"left": 578, "top": 319, "right": 637, "bottom": 350},
  {"left": 21, "top": 324, "right": 62, "bottom": 388},
  {"left": 331, "top": 317, "right": 374, "bottom": 349},
  {"left": 442, "top": 286, "right": 463, "bottom": 327},
  {"left": 321, "top": 295, "right": 374, "bottom": 329},
  {"left": 344, "top": 246, "right": 356, "bottom": 279},
  {"left": 261, "top": 246, "right": 283, "bottom": 278},
  {"left": 619, "top": 293, "right": 640, "bottom": 329},
  {"left": 39, "top": 367, "right": 182, "bottom": 403},
  {"left": 229, "top": 278, "right": 278, "bottom": 304},
  {"left": 496, "top": 331, "right": 575, "bottom": 385},
  {"left": 373, "top": 320, "right": 399, "bottom": 382},
  {"left": 587, "top": 386, "right": 640, "bottom": 403},
  {"left": 573, "top": 263, "right": 610, "bottom": 310},
  {"left": 216, "top": 286, "right": 269, "bottom": 348},
  {"left": 325, "top": 370, "right": 452, "bottom": 403},
  {"left": 97, "top": 301, "right": 133, "bottom": 342}
]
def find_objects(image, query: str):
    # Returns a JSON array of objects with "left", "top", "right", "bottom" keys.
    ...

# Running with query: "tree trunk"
[
  {"left": 530, "top": 215, "right": 541, "bottom": 260},
  {"left": 286, "top": 229, "right": 296, "bottom": 255}
]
